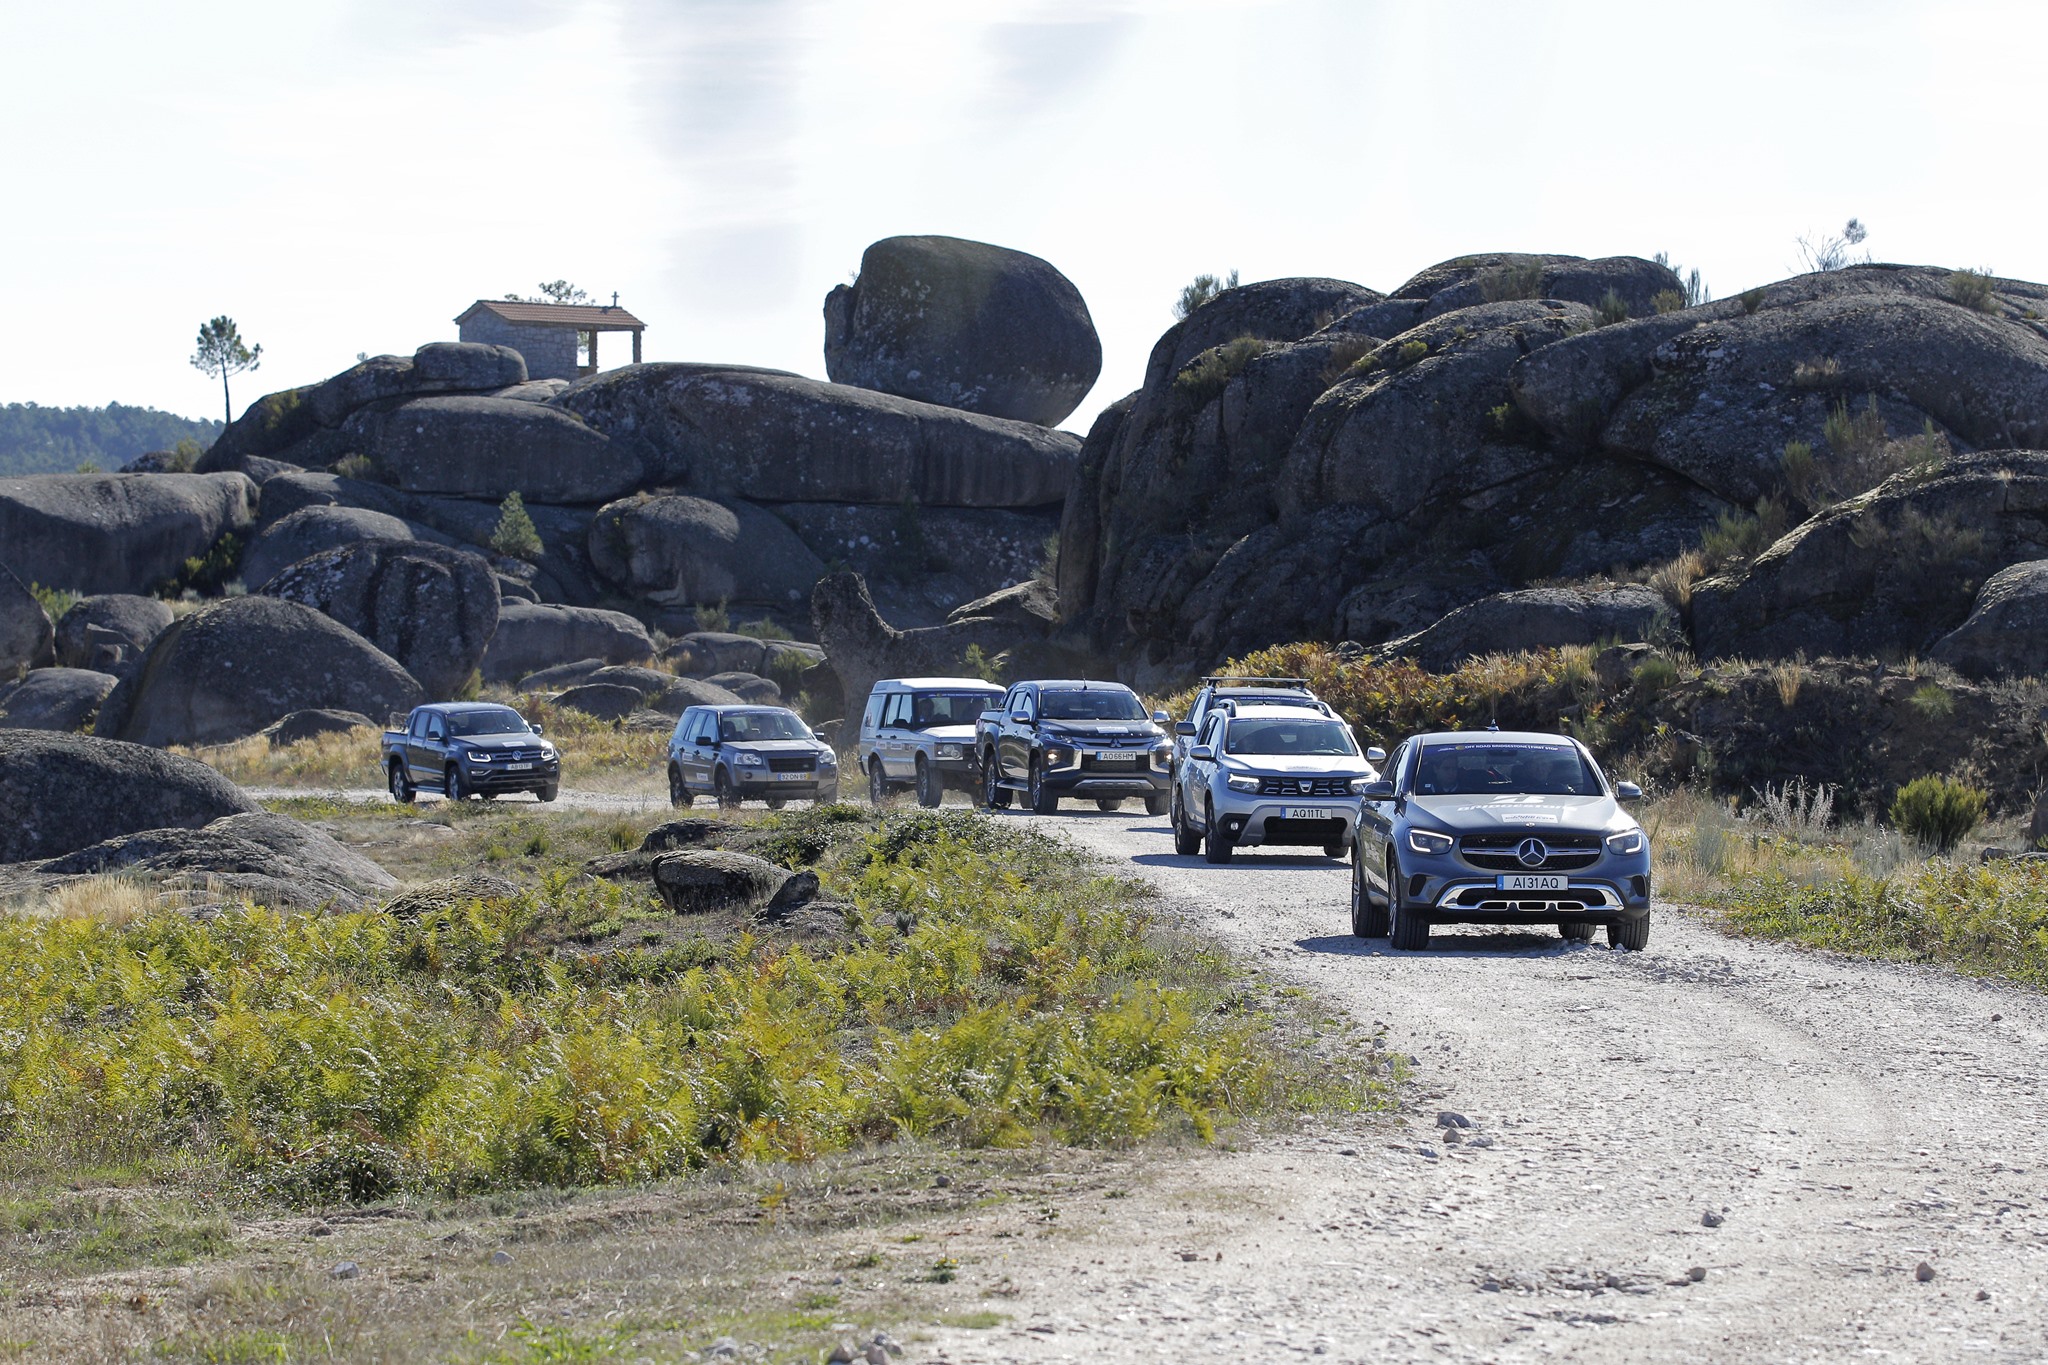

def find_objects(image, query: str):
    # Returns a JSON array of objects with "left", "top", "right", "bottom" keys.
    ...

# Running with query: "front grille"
[
  {"left": 1262, "top": 817, "right": 1348, "bottom": 844},
  {"left": 1256, "top": 775, "right": 1354, "bottom": 799},
  {"left": 1460, "top": 832, "right": 1600, "bottom": 872},
  {"left": 484, "top": 747, "right": 549, "bottom": 764},
  {"left": 767, "top": 754, "right": 816, "bottom": 773}
]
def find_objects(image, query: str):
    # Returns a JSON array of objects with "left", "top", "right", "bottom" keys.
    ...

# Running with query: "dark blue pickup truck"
[{"left": 381, "top": 702, "right": 561, "bottom": 803}]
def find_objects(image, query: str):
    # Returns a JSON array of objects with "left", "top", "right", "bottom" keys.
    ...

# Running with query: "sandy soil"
[{"left": 907, "top": 806, "right": 2048, "bottom": 1365}]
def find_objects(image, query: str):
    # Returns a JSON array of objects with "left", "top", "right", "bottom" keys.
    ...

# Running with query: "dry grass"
[{"left": 20, "top": 875, "right": 158, "bottom": 925}]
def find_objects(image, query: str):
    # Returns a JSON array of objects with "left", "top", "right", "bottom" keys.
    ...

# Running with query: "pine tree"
[{"left": 490, "top": 490, "right": 544, "bottom": 561}]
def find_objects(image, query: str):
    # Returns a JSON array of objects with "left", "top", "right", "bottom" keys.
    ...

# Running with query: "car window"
[
  {"left": 409, "top": 711, "right": 428, "bottom": 738},
  {"left": 910, "top": 691, "right": 998, "bottom": 728},
  {"left": 691, "top": 713, "right": 715, "bottom": 745},
  {"left": 1414, "top": 742, "right": 1601, "bottom": 796},
  {"left": 1385, "top": 740, "right": 1410, "bottom": 791},
  {"left": 862, "top": 693, "right": 886, "bottom": 733},
  {"left": 881, "top": 693, "right": 910, "bottom": 728},
  {"left": 448, "top": 707, "right": 530, "bottom": 737},
  {"left": 718, "top": 709, "right": 811, "bottom": 743},
  {"left": 1040, "top": 688, "right": 1146, "bottom": 721},
  {"left": 1225, "top": 717, "right": 1358, "bottom": 757},
  {"left": 1199, "top": 714, "right": 1223, "bottom": 748}
]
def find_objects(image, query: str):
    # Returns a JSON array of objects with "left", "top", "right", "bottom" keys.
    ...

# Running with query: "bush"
[
  {"left": 1652, "top": 289, "right": 1688, "bottom": 315},
  {"left": 1477, "top": 257, "right": 1545, "bottom": 302},
  {"left": 1594, "top": 289, "right": 1631, "bottom": 326},
  {"left": 1698, "top": 496, "right": 1789, "bottom": 570},
  {"left": 1948, "top": 268, "right": 1998, "bottom": 313},
  {"left": 332, "top": 453, "right": 377, "bottom": 482},
  {"left": 1173, "top": 269, "right": 1239, "bottom": 320},
  {"left": 1174, "top": 336, "right": 1268, "bottom": 403},
  {"left": 1791, "top": 357, "right": 1842, "bottom": 389},
  {"left": 1396, "top": 340, "right": 1429, "bottom": 366},
  {"left": 489, "top": 491, "right": 544, "bottom": 561},
  {"left": 1739, "top": 286, "right": 1768, "bottom": 314},
  {"left": 28, "top": 583, "right": 78, "bottom": 622},
  {"left": 1889, "top": 774, "right": 1988, "bottom": 851},
  {"left": 1632, "top": 655, "right": 1679, "bottom": 694}
]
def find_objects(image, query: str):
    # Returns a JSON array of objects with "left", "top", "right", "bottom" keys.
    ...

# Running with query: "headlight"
[
  {"left": 467, "top": 751, "right": 492, "bottom": 763},
  {"left": 1044, "top": 746, "right": 1070, "bottom": 766},
  {"left": 937, "top": 743, "right": 963, "bottom": 759},
  {"left": 1225, "top": 773, "right": 1261, "bottom": 793},
  {"left": 1407, "top": 828, "right": 1454, "bottom": 856},
  {"left": 818, "top": 750, "right": 838, "bottom": 768},
  {"left": 733, "top": 751, "right": 765, "bottom": 767},
  {"left": 1348, "top": 775, "right": 1375, "bottom": 794},
  {"left": 1606, "top": 829, "right": 1646, "bottom": 855}
]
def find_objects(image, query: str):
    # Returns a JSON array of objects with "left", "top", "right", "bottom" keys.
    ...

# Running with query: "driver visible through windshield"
[
  {"left": 448, "top": 707, "right": 533, "bottom": 737},
  {"left": 1040, "top": 689, "right": 1147, "bottom": 721},
  {"left": 718, "top": 710, "right": 812, "bottom": 742},
  {"left": 910, "top": 693, "right": 996, "bottom": 729},
  {"left": 1414, "top": 743, "right": 1601, "bottom": 797},
  {"left": 1226, "top": 717, "right": 1358, "bottom": 757}
]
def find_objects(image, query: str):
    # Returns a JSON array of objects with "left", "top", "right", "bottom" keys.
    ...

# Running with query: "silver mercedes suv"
[{"left": 1170, "top": 698, "right": 1383, "bottom": 864}]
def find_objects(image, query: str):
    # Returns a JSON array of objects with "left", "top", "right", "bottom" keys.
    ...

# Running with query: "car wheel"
[
  {"left": 868, "top": 760, "right": 889, "bottom": 807},
  {"left": 715, "top": 768, "right": 741, "bottom": 810},
  {"left": 445, "top": 765, "right": 468, "bottom": 802},
  {"left": 767, "top": 796, "right": 788, "bottom": 810},
  {"left": 1607, "top": 915, "right": 1651, "bottom": 951},
  {"left": 981, "top": 753, "right": 1012, "bottom": 810},
  {"left": 1028, "top": 755, "right": 1059, "bottom": 814},
  {"left": 480, "top": 791, "right": 497, "bottom": 802},
  {"left": 1387, "top": 855, "right": 1430, "bottom": 951},
  {"left": 916, "top": 756, "right": 942, "bottom": 808},
  {"left": 1324, "top": 840, "right": 1347, "bottom": 860},
  {"left": 388, "top": 761, "right": 415, "bottom": 805},
  {"left": 538, "top": 783, "right": 559, "bottom": 803},
  {"left": 1144, "top": 789, "right": 1170, "bottom": 817},
  {"left": 1171, "top": 786, "right": 1202, "bottom": 857},
  {"left": 668, "top": 764, "right": 693, "bottom": 808},
  {"left": 1352, "top": 852, "right": 1389, "bottom": 938},
  {"left": 817, "top": 783, "right": 839, "bottom": 804},
  {"left": 1202, "top": 797, "right": 1233, "bottom": 864},
  {"left": 1560, "top": 921, "right": 1596, "bottom": 942},
  {"left": 1095, "top": 798, "right": 1123, "bottom": 813}
]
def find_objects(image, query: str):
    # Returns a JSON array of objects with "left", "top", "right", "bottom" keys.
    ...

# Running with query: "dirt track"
[{"left": 916, "top": 806, "right": 2048, "bottom": 1364}]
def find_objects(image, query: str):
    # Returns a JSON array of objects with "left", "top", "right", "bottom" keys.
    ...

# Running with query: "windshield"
[
  {"left": 718, "top": 709, "right": 812, "bottom": 743},
  {"left": 448, "top": 707, "right": 532, "bottom": 737},
  {"left": 1413, "top": 743, "right": 1602, "bottom": 797},
  {"left": 911, "top": 692, "right": 999, "bottom": 729},
  {"left": 1225, "top": 717, "right": 1359, "bottom": 757},
  {"left": 1040, "top": 689, "right": 1147, "bottom": 721}
]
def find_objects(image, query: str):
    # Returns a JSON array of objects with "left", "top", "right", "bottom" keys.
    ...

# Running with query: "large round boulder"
[
  {"left": 822, "top": 234, "right": 1102, "bottom": 426},
  {"left": 0, "top": 562, "right": 54, "bottom": 674},
  {"left": 0, "top": 473, "right": 257, "bottom": 596},
  {"left": 588, "top": 495, "right": 824, "bottom": 608},
  {"left": 53, "top": 594, "right": 174, "bottom": 675},
  {"left": 260, "top": 539, "right": 500, "bottom": 697},
  {"left": 649, "top": 848, "right": 799, "bottom": 915},
  {"left": 96, "top": 596, "right": 424, "bottom": 747},
  {"left": 0, "top": 730, "right": 258, "bottom": 863},
  {"left": 1392, "top": 253, "right": 1682, "bottom": 321},
  {"left": 1933, "top": 561, "right": 2048, "bottom": 679},
  {"left": 480, "top": 601, "right": 654, "bottom": 683},
  {"left": 0, "top": 668, "right": 119, "bottom": 732},
  {"left": 340, "top": 396, "right": 642, "bottom": 504},
  {"left": 1382, "top": 586, "right": 1670, "bottom": 672},
  {"left": 555, "top": 364, "right": 1080, "bottom": 508},
  {"left": 240, "top": 505, "right": 439, "bottom": 589},
  {"left": 30, "top": 811, "right": 397, "bottom": 912}
]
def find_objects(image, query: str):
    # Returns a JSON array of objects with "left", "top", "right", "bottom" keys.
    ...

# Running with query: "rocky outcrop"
[
  {"left": 588, "top": 495, "right": 824, "bottom": 608},
  {"left": 649, "top": 848, "right": 805, "bottom": 915},
  {"left": 260, "top": 539, "right": 499, "bottom": 697},
  {"left": 552, "top": 682, "right": 646, "bottom": 721},
  {"left": 0, "top": 563, "right": 54, "bottom": 674},
  {"left": 0, "top": 730, "right": 258, "bottom": 863},
  {"left": 0, "top": 668, "right": 118, "bottom": 731},
  {"left": 771, "top": 501, "right": 1058, "bottom": 628},
  {"left": 260, "top": 708, "right": 377, "bottom": 746},
  {"left": 661, "top": 632, "right": 824, "bottom": 680},
  {"left": 812, "top": 570, "right": 1074, "bottom": 715},
  {"left": 1691, "top": 450, "right": 2048, "bottom": 665},
  {"left": 96, "top": 596, "right": 424, "bottom": 747},
  {"left": 241, "top": 505, "right": 454, "bottom": 589},
  {"left": 823, "top": 234, "right": 1101, "bottom": 426},
  {"left": 1932, "top": 561, "right": 2048, "bottom": 679},
  {"left": 555, "top": 364, "right": 1080, "bottom": 508},
  {"left": 24, "top": 811, "right": 397, "bottom": 911},
  {"left": 52, "top": 594, "right": 174, "bottom": 675},
  {"left": 341, "top": 396, "right": 641, "bottom": 504},
  {"left": 480, "top": 601, "right": 653, "bottom": 682},
  {"left": 0, "top": 473, "right": 256, "bottom": 596},
  {"left": 1392, "top": 253, "right": 1682, "bottom": 321},
  {"left": 1385, "top": 586, "right": 1670, "bottom": 672}
]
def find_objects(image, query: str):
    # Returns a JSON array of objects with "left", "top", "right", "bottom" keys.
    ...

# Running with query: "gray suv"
[
  {"left": 1171, "top": 698, "right": 1383, "bottom": 863},
  {"left": 667, "top": 705, "right": 840, "bottom": 809}
]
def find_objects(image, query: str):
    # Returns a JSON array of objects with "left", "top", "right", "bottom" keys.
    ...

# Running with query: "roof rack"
[{"left": 1201, "top": 675, "right": 1312, "bottom": 687}]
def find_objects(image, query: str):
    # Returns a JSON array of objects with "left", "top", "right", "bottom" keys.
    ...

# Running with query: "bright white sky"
[{"left": 4, "top": 0, "right": 2042, "bottom": 432}]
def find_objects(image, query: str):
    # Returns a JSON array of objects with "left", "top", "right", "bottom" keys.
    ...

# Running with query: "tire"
[
  {"left": 981, "top": 753, "right": 1012, "bottom": 810},
  {"left": 1560, "top": 921, "right": 1596, "bottom": 942},
  {"left": 817, "top": 783, "right": 839, "bottom": 804},
  {"left": 1387, "top": 855, "right": 1430, "bottom": 951},
  {"left": 867, "top": 760, "right": 889, "bottom": 807},
  {"left": 715, "top": 768, "right": 741, "bottom": 810},
  {"left": 538, "top": 784, "right": 558, "bottom": 803},
  {"left": 445, "top": 765, "right": 468, "bottom": 802},
  {"left": 915, "top": 757, "right": 942, "bottom": 808},
  {"left": 668, "top": 764, "right": 694, "bottom": 808},
  {"left": 1202, "top": 798, "right": 1233, "bottom": 864},
  {"left": 767, "top": 796, "right": 788, "bottom": 811},
  {"left": 1607, "top": 915, "right": 1651, "bottom": 951},
  {"left": 1144, "top": 790, "right": 1170, "bottom": 818},
  {"left": 388, "top": 761, "right": 415, "bottom": 806},
  {"left": 1095, "top": 798, "right": 1124, "bottom": 813},
  {"left": 1324, "top": 841, "right": 1347, "bottom": 860},
  {"left": 1351, "top": 851, "right": 1389, "bottom": 938},
  {"left": 1028, "top": 755, "right": 1059, "bottom": 814},
  {"left": 1171, "top": 786, "right": 1202, "bottom": 857}
]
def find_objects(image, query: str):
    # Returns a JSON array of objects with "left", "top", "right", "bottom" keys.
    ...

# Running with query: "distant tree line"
[{"left": 0, "top": 402, "right": 223, "bottom": 476}]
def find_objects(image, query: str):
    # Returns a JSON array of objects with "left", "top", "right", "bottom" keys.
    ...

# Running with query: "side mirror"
[
  {"left": 1359, "top": 780, "right": 1396, "bottom": 800},
  {"left": 1175, "top": 721, "right": 1197, "bottom": 737},
  {"left": 1615, "top": 781, "right": 1643, "bottom": 802},
  {"left": 531, "top": 722, "right": 545, "bottom": 737},
  {"left": 1189, "top": 744, "right": 1215, "bottom": 761},
  {"left": 1151, "top": 709, "right": 1170, "bottom": 724},
  {"left": 1365, "top": 746, "right": 1386, "bottom": 764},
  {"left": 1012, "top": 711, "right": 1033, "bottom": 725}
]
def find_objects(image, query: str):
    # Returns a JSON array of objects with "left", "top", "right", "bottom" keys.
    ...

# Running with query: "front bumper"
[
  {"left": 1042, "top": 747, "right": 1170, "bottom": 797},
  {"left": 734, "top": 768, "right": 838, "bottom": 799},
  {"left": 1210, "top": 792, "right": 1360, "bottom": 847},
  {"left": 1390, "top": 849, "right": 1652, "bottom": 923},
  {"left": 465, "top": 760, "right": 560, "bottom": 792}
]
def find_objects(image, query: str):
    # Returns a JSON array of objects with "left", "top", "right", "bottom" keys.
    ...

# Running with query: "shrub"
[
  {"left": 1174, "top": 336, "right": 1268, "bottom": 403},
  {"left": 1396, "top": 340, "right": 1429, "bottom": 367},
  {"left": 161, "top": 532, "right": 243, "bottom": 597},
  {"left": 1909, "top": 681, "right": 1955, "bottom": 719},
  {"left": 28, "top": 583, "right": 78, "bottom": 622},
  {"left": 1652, "top": 252, "right": 1710, "bottom": 306},
  {"left": 1698, "top": 496, "right": 1789, "bottom": 570},
  {"left": 1948, "top": 268, "right": 1997, "bottom": 313},
  {"left": 694, "top": 599, "right": 731, "bottom": 633},
  {"left": 1770, "top": 657, "right": 1806, "bottom": 707},
  {"left": 1752, "top": 777, "right": 1834, "bottom": 840},
  {"left": 490, "top": 490, "right": 544, "bottom": 561},
  {"left": 1740, "top": 286, "right": 1768, "bottom": 314},
  {"left": 1889, "top": 774, "right": 1988, "bottom": 851},
  {"left": 1647, "top": 549, "right": 1706, "bottom": 608},
  {"left": 1632, "top": 655, "right": 1679, "bottom": 694},
  {"left": 960, "top": 643, "right": 1004, "bottom": 684},
  {"left": 1317, "top": 336, "right": 1375, "bottom": 387},
  {"left": 1173, "top": 269, "right": 1239, "bottom": 320},
  {"left": 1652, "top": 289, "right": 1688, "bottom": 315},
  {"left": 332, "top": 453, "right": 377, "bottom": 482},
  {"left": 1477, "top": 256, "right": 1545, "bottom": 302},
  {"left": 1791, "top": 357, "right": 1843, "bottom": 389},
  {"left": 732, "top": 616, "right": 795, "bottom": 642},
  {"left": 1796, "top": 218, "right": 1869, "bottom": 274},
  {"left": 1594, "top": 289, "right": 1631, "bottom": 326}
]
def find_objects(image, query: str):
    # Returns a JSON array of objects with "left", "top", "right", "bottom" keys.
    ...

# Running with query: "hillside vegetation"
[{"left": 0, "top": 401, "right": 221, "bottom": 475}]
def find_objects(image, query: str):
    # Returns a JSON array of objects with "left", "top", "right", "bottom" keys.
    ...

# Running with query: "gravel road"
[{"left": 921, "top": 806, "right": 2048, "bottom": 1364}]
